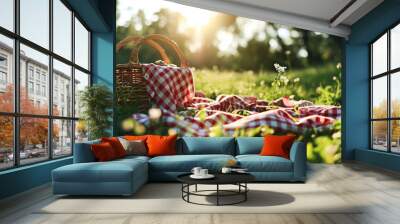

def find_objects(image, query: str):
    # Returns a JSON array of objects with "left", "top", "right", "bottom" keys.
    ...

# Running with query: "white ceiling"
[
  {"left": 166, "top": 0, "right": 384, "bottom": 38},
  {"left": 227, "top": 0, "right": 353, "bottom": 23}
]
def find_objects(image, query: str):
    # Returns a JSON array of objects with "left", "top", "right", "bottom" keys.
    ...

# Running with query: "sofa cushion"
[
  {"left": 53, "top": 158, "right": 147, "bottom": 183},
  {"left": 236, "top": 155, "right": 293, "bottom": 172},
  {"left": 147, "top": 135, "right": 177, "bottom": 157},
  {"left": 149, "top": 154, "right": 235, "bottom": 172},
  {"left": 260, "top": 135, "right": 296, "bottom": 159},
  {"left": 236, "top": 137, "right": 263, "bottom": 155},
  {"left": 178, "top": 137, "right": 235, "bottom": 155},
  {"left": 90, "top": 142, "right": 118, "bottom": 161},
  {"left": 101, "top": 137, "right": 127, "bottom": 158},
  {"left": 118, "top": 138, "right": 147, "bottom": 156}
]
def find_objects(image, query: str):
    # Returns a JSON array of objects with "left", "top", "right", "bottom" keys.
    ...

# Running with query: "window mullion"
[
  {"left": 71, "top": 10, "right": 76, "bottom": 154},
  {"left": 48, "top": 0, "right": 54, "bottom": 160},
  {"left": 388, "top": 30, "right": 391, "bottom": 152},
  {"left": 13, "top": 0, "right": 21, "bottom": 167}
]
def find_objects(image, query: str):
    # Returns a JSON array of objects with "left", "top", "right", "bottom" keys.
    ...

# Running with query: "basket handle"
[
  {"left": 116, "top": 36, "right": 171, "bottom": 64},
  {"left": 116, "top": 34, "right": 188, "bottom": 67}
]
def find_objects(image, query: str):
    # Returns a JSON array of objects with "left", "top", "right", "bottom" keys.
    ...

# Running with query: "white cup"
[
  {"left": 221, "top": 167, "right": 232, "bottom": 174},
  {"left": 191, "top": 167, "right": 202, "bottom": 176},
  {"left": 200, "top": 169, "right": 208, "bottom": 176}
]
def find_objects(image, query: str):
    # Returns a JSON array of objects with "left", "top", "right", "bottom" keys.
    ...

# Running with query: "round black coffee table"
[{"left": 177, "top": 173, "right": 255, "bottom": 206}]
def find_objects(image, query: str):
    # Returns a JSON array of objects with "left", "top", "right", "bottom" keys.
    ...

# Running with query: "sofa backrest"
[
  {"left": 73, "top": 139, "right": 100, "bottom": 163},
  {"left": 236, "top": 137, "right": 263, "bottom": 155},
  {"left": 177, "top": 137, "right": 236, "bottom": 155},
  {"left": 74, "top": 136, "right": 266, "bottom": 162}
]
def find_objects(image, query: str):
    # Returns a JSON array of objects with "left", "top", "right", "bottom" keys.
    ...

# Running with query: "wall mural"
[{"left": 116, "top": 0, "right": 342, "bottom": 163}]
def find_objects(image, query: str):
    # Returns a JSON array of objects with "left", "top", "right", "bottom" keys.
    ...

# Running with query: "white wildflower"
[
  {"left": 274, "top": 63, "right": 287, "bottom": 73},
  {"left": 149, "top": 108, "right": 162, "bottom": 121}
]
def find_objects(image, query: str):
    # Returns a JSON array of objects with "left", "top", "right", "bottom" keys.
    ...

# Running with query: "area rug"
[{"left": 37, "top": 183, "right": 361, "bottom": 214}]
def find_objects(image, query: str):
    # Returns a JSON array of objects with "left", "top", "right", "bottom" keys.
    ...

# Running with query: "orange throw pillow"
[
  {"left": 124, "top": 135, "right": 148, "bottom": 142},
  {"left": 101, "top": 137, "right": 126, "bottom": 158},
  {"left": 260, "top": 135, "right": 297, "bottom": 159},
  {"left": 146, "top": 135, "right": 177, "bottom": 157},
  {"left": 91, "top": 142, "right": 117, "bottom": 162}
]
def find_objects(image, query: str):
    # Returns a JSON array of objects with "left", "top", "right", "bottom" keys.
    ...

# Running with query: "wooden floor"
[{"left": 1, "top": 162, "right": 400, "bottom": 224}]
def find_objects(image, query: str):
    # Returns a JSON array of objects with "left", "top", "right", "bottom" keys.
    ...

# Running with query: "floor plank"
[{"left": 1, "top": 162, "right": 400, "bottom": 224}]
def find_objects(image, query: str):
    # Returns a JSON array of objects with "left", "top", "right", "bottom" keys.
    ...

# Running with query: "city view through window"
[
  {"left": 371, "top": 23, "right": 400, "bottom": 153},
  {"left": 0, "top": 0, "right": 91, "bottom": 170}
]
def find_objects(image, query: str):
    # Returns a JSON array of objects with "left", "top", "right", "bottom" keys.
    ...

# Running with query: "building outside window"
[
  {"left": 0, "top": 54, "right": 7, "bottom": 90},
  {"left": 0, "top": 0, "right": 91, "bottom": 170},
  {"left": 41, "top": 73, "right": 46, "bottom": 83},
  {"left": 35, "top": 70, "right": 40, "bottom": 81},
  {"left": 28, "top": 66, "right": 34, "bottom": 80},
  {"left": 28, "top": 81, "right": 34, "bottom": 94},
  {"left": 41, "top": 85, "right": 46, "bottom": 97}
]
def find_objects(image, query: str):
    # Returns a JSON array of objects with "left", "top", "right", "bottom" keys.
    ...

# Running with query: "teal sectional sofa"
[{"left": 52, "top": 137, "right": 306, "bottom": 196}]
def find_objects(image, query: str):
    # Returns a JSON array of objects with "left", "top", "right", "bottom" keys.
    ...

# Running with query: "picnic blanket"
[
  {"left": 138, "top": 64, "right": 341, "bottom": 136},
  {"left": 143, "top": 63, "right": 194, "bottom": 112}
]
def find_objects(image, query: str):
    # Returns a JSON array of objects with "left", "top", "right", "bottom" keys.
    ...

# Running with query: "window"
[
  {"left": 74, "top": 69, "right": 89, "bottom": 118},
  {"left": 371, "top": 23, "right": 400, "bottom": 154},
  {"left": 0, "top": 54, "right": 8, "bottom": 90},
  {"left": 0, "top": 54, "right": 7, "bottom": 67},
  {"left": 53, "top": 0, "right": 72, "bottom": 60},
  {"left": 0, "top": 71, "right": 7, "bottom": 83},
  {"left": 28, "top": 81, "right": 34, "bottom": 94},
  {"left": 35, "top": 70, "right": 41, "bottom": 81},
  {"left": 42, "top": 85, "right": 46, "bottom": 97},
  {"left": 74, "top": 18, "right": 90, "bottom": 70},
  {"left": 20, "top": 0, "right": 49, "bottom": 49},
  {"left": 0, "top": 0, "right": 91, "bottom": 170},
  {"left": 0, "top": 116, "right": 13, "bottom": 170},
  {"left": 28, "top": 67, "right": 34, "bottom": 80},
  {"left": 0, "top": 35, "right": 13, "bottom": 113},
  {"left": 35, "top": 83, "right": 40, "bottom": 95},
  {"left": 53, "top": 119, "right": 72, "bottom": 158},
  {"left": 53, "top": 59, "right": 72, "bottom": 117},
  {"left": 0, "top": 0, "right": 14, "bottom": 32}
]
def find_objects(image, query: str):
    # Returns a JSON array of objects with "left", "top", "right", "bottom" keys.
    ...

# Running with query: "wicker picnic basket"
[{"left": 115, "top": 34, "right": 189, "bottom": 113}]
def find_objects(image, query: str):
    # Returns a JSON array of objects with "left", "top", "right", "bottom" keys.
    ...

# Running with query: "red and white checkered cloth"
[
  {"left": 132, "top": 105, "right": 340, "bottom": 136},
  {"left": 143, "top": 63, "right": 195, "bottom": 112},
  {"left": 136, "top": 65, "right": 340, "bottom": 135}
]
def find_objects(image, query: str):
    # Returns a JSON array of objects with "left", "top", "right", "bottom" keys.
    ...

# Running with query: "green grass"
[
  {"left": 193, "top": 64, "right": 340, "bottom": 103},
  {"left": 192, "top": 64, "right": 342, "bottom": 164}
]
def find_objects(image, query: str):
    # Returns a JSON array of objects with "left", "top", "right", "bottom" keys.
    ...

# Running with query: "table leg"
[
  {"left": 195, "top": 184, "right": 198, "bottom": 192},
  {"left": 245, "top": 183, "right": 247, "bottom": 201},
  {"left": 187, "top": 184, "right": 190, "bottom": 202},
  {"left": 217, "top": 184, "right": 219, "bottom": 206}
]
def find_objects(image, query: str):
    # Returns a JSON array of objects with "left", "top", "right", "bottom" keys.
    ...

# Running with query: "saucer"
[{"left": 190, "top": 174, "right": 215, "bottom": 179}]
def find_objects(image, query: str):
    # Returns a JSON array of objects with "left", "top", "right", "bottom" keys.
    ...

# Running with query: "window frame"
[
  {"left": 0, "top": 0, "right": 92, "bottom": 171},
  {"left": 370, "top": 20, "right": 400, "bottom": 154}
]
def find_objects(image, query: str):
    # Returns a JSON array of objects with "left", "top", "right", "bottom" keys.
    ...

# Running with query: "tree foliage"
[
  {"left": 79, "top": 84, "right": 113, "bottom": 140},
  {"left": 117, "top": 8, "right": 342, "bottom": 71},
  {"left": 0, "top": 85, "right": 57, "bottom": 150}
]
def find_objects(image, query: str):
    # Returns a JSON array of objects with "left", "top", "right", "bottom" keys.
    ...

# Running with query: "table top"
[{"left": 177, "top": 172, "right": 255, "bottom": 185}]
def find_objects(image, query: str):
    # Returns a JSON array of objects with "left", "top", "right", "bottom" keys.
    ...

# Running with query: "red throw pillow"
[
  {"left": 260, "top": 134, "right": 297, "bottom": 159},
  {"left": 101, "top": 137, "right": 126, "bottom": 158},
  {"left": 91, "top": 142, "right": 117, "bottom": 162},
  {"left": 146, "top": 135, "right": 177, "bottom": 157}
]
